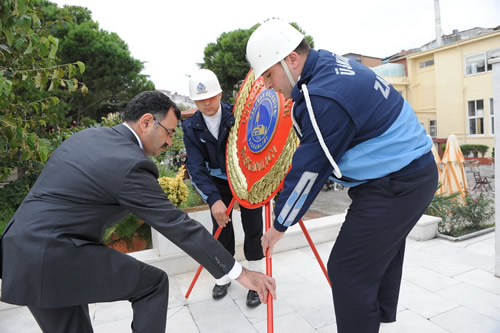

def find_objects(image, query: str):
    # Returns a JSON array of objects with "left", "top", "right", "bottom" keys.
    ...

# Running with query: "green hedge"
[{"left": 460, "top": 144, "right": 489, "bottom": 157}]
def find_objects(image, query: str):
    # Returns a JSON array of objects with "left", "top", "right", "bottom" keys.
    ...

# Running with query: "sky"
[{"left": 51, "top": 0, "right": 499, "bottom": 97}]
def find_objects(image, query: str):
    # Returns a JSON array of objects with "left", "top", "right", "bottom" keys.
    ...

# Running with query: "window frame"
[
  {"left": 429, "top": 120, "right": 437, "bottom": 138},
  {"left": 487, "top": 48, "right": 500, "bottom": 71},
  {"left": 490, "top": 98, "right": 495, "bottom": 136},
  {"left": 465, "top": 48, "right": 500, "bottom": 76},
  {"left": 467, "top": 99, "right": 485, "bottom": 136},
  {"left": 465, "top": 52, "right": 486, "bottom": 76},
  {"left": 419, "top": 59, "right": 435, "bottom": 68}
]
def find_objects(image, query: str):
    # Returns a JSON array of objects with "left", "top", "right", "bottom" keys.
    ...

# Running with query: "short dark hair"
[
  {"left": 294, "top": 38, "right": 310, "bottom": 55},
  {"left": 123, "top": 90, "right": 181, "bottom": 122}
]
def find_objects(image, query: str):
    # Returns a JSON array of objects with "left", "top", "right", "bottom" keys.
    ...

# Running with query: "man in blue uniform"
[
  {"left": 183, "top": 69, "right": 264, "bottom": 307},
  {"left": 246, "top": 20, "right": 438, "bottom": 332}
]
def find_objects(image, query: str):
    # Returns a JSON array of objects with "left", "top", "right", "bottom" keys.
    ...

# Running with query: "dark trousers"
[
  {"left": 28, "top": 263, "right": 169, "bottom": 333},
  {"left": 211, "top": 177, "right": 264, "bottom": 261},
  {"left": 327, "top": 162, "right": 438, "bottom": 333}
]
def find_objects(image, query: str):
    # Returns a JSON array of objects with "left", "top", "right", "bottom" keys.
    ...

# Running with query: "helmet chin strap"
[{"left": 280, "top": 59, "right": 296, "bottom": 88}]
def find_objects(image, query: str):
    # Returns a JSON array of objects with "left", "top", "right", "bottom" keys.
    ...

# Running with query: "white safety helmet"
[
  {"left": 246, "top": 19, "right": 304, "bottom": 78},
  {"left": 189, "top": 69, "right": 222, "bottom": 101}
]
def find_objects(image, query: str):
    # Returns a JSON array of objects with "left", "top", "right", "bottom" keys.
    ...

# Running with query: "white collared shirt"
[
  {"left": 122, "top": 122, "right": 144, "bottom": 150},
  {"left": 201, "top": 105, "right": 222, "bottom": 139}
]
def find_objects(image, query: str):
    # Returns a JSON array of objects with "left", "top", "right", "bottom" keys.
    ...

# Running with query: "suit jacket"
[{"left": 0, "top": 124, "right": 235, "bottom": 307}]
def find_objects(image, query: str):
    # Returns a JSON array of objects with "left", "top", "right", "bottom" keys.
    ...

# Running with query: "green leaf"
[
  {"left": 8, "top": 136, "right": 17, "bottom": 151},
  {"left": 27, "top": 134, "right": 36, "bottom": 150},
  {"left": 49, "top": 42, "right": 58, "bottom": 58},
  {"left": 39, "top": 145, "right": 49, "bottom": 162},
  {"left": 21, "top": 149, "right": 31, "bottom": 160},
  {"left": 39, "top": 38, "right": 48, "bottom": 57},
  {"left": 23, "top": 39, "right": 33, "bottom": 54},
  {"left": 34, "top": 72, "right": 42, "bottom": 88},
  {"left": 71, "top": 78, "right": 78, "bottom": 92},
  {"left": 15, "top": 126, "right": 24, "bottom": 141},
  {"left": 41, "top": 72, "right": 49, "bottom": 89},
  {"left": 0, "top": 78, "right": 13, "bottom": 96},
  {"left": 13, "top": 35, "right": 27, "bottom": 51},
  {"left": 18, "top": 15, "right": 32, "bottom": 31},
  {"left": 76, "top": 61, "right": 85, "bottom": 73},
  {"left": 66, "top": 79, "right": 74, "bottom": 91},
  {"left": 67, "top": 64, "right": 74, "bottom": 79},
  {"left": 49, "top": 97, "right": 59, "bottom": 106},
  {"left": 4, "top": 126, "right": 13, "bottom": 141},
  {"left": 52, "top": 68, "right": 59, "bottom": 80},
  {"left": 3, "top": 29, "right": 13, "bottom": 47},
  {"left": 32, "top": 13, "right": 41, "bottom": 29}
]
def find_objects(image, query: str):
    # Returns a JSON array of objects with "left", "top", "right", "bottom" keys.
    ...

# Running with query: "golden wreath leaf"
[{"left": 227, "top": 72, "right": 299, "bottom": 205}]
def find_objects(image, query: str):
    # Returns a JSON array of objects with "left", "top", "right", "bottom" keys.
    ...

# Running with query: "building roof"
[
  {"left": 382, "top": 26, "right": 499, "bottom": 64},
  {"left": 420, "top": 27, "right": 495, "bottom": 51}
]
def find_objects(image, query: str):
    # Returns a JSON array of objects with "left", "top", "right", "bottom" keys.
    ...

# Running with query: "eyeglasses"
[{"left": 154, "top": 118, "right": 175, "bottom": 137}]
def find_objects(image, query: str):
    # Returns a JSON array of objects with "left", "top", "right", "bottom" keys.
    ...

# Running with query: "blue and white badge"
[
  {"left": 196, "top": 82, "right": 207, "bottom": 94},
  {"left": 246, "top": 89, "right": 279, "bottom": 153}
]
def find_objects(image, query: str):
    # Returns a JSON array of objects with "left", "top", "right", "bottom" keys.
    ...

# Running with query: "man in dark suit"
[{"left": 0, "top": 91, "right": 276, "bottom": 333}]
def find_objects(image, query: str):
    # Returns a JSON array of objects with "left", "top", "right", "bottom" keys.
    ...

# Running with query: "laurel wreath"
[{"left": 226, "top": 71, "right": 299, "bottom": 204}]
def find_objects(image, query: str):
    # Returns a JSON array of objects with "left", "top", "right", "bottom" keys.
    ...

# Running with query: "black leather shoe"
[
  {"left": 246, "top": 290, "right": 261, "bottom": 307},
  {"left": 212, "top": 282, "right": 231, "bottom": 299}
]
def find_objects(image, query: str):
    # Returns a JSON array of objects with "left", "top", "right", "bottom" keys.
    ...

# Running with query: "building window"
[
  {"left": 419, "top": 59, "right": 434, "bottom": 68},
  {"left": 429, "top": 120, "right": 437, "bottom": 137},
  {"left": 468, "top": 100, "right": 484, "bottom": 135},
  {"left": 491, "top": 98, "right": 495, "bottom": 135},
  {"left": 465, "top": 48, "right": 500, "bottom": 75},
  {"left": 487, "top": 49, "right": 500, "bottom": 71},
  {"left": 465, "top": 53, "right": 486, "bottom": 75}
]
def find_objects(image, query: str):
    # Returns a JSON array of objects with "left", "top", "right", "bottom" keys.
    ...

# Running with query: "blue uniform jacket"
[
  {"left": 274, "top": 49, "right": 433, "bottom": 232},
  {"left": 182, "top": 102, "right": 235, "bottom": 207}
]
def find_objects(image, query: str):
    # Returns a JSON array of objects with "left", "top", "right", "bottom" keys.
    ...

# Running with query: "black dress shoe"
[
  {"left": 246, "top": 290, "right": 261, "bottom": 307},
  {"left": 212, "top": 282, "right": 231, "bottom": 299}
]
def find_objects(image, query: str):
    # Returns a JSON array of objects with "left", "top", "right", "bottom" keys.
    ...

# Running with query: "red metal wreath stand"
[{"left": 184, "top": 199, "right": 331, "bottom": 333}]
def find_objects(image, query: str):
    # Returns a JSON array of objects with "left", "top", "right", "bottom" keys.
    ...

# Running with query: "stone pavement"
[
  {"left": 1, "top": 164, "right": 498, "bottom": 332},
  {"left": 1, "top": 232, "right": 498, "bottom": 332}
]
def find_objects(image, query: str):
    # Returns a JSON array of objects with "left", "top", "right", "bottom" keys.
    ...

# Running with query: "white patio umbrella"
[{"left": 439, "top": 134, "right": 468, "bottom": 199}]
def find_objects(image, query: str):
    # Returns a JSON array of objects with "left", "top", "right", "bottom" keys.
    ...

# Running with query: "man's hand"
[
  {"left": 261, "top": 226, "right": 285, "bottom": 258},
  {"left": 236, "top": 267, "right": 276, "bottom": 304},
  {"left": 211, "top": 200, "right": 231, "bottom": 227}
]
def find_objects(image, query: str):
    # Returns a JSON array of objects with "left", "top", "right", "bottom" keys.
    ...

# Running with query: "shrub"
[
  {"left": 158, "top": 165, "right": 189, "bottom": 207},
  {"left": 425, "top": 185, "right": 460, "bottom": 221},
  {"left": 476, "top": 145, "right": 489, "bottom": 157},
  {"left": 460, "top": 144, "right": 489, "bottom": 157},
  {"left": 438, "top": 193, "right": 495, "bottom": 237},
  {"left": 103, "top": 214, "right": 150, "bottom": 251}
]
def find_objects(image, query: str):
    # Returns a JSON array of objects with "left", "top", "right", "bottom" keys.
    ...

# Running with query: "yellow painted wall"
[
  {"left": 386, "top": 77, "right": 409, "bottom": 100},
  {"left": 406, "top": 31, "right": 500, "bottom": 157}
]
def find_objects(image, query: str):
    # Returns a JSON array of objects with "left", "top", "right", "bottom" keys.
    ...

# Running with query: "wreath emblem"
[{"left": 226, "top": 70, "right": 299, "bottom": 207}]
